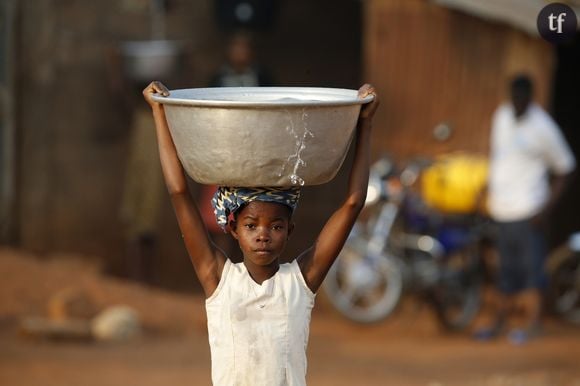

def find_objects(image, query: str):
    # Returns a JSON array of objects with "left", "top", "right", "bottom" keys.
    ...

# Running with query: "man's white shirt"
[{"left": 488, "top": 103, "right": 576, "bottom": 222}]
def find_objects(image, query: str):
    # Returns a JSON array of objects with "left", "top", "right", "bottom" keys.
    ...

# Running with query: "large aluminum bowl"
[{"left": 151, "top": 87, "right": 373, "bottom": 187}]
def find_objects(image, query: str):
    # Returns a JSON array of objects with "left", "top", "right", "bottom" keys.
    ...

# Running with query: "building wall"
[
  {"left": 18, "top": 0, "right": 560, "bottom": 291},
  {"left": 13, "top": 0, "right": 362, "bottom": 291},
  {"left": 364, "top": 0, "right": 555, "bottom": 160}
]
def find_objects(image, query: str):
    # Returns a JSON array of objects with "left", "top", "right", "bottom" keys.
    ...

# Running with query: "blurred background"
[{"left": 1, "top": 0, "right": 580, "bottom": 385}]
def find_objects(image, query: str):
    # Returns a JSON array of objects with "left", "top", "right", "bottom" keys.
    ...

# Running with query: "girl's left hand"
[{"left": 358, "top": 84, "right": 379, "bottom": 120}]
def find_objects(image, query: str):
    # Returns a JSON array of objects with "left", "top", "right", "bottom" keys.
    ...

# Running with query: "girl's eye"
[
  {"left": 244, "top": 223, "right": 256, "bottom": 229},
  {"left": 272, "top": 225, "right": 284, "bottom": 231}
]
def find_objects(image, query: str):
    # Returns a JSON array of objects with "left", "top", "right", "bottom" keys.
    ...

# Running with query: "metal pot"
[{"left": 152, "top": 87, "right": 373, "bottom": 187}]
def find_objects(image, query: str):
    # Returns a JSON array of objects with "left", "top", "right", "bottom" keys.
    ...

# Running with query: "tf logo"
[{"left": 537, "top": 2, "right": 578, "bottom": 44}]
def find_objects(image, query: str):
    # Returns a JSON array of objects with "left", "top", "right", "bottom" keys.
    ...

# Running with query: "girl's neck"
[{"left": 243, "top": 260, "right": 280, "bottom": 285}]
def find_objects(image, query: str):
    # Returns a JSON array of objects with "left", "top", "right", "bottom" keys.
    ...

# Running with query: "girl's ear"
[{"left": 229, "top": 220, "right": 239, "bottom": 239}]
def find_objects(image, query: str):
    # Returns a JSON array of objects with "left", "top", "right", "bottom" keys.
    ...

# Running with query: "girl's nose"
[{"left": 256, "top": 228, "right": 270, "bottom": 242}]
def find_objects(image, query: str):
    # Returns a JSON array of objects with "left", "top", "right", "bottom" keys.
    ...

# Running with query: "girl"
[{"left": 143, "top": 81, "right": 378, "bottom": 386}]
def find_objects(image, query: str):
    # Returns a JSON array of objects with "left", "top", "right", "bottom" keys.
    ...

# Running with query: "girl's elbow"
[
  {"left": 168, "top": 185, "right": 188, "bottom": 197},
  {"left": 345, "top": 192, "right": 366, "bottom": 212}
]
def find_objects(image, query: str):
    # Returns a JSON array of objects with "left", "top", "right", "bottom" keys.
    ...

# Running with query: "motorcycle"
[
  {"left": 323, "top": 157, "right": 487, "bottom": 330},
  {"left": 546, "top": 232, "right": 580, "bottom": 325}
]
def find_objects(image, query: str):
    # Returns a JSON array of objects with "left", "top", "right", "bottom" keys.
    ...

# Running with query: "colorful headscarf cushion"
[{"left": 211, "top": 186, "right": 301, "bottom": 231}]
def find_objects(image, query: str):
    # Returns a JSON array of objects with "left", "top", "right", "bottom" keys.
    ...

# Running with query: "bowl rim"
[{"left": 150, "top": 86, "right": 374, "bottom": 107}]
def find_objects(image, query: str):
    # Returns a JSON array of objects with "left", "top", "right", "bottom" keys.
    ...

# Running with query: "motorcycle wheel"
[
  {"left": 430, "top": 245, "right": 483, "bottom": 331},
  {"left": 323, "top": 238, "right": 404, "bottom": 324},
  {"left": 549, "top": 251, "right": 580, "bottom": 325}
]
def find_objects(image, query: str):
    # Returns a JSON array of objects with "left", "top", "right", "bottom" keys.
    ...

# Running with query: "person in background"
[
  {"left": 107, "top": 44, "right": 165, "bottom": 285},
  {"left": 476, "top": 74, "right": 576, "bottom": 344},
  {"left": 209, "top": 31, "right": 273, "bottom": 87},
  {"left": 200, "top": 30, "right": 273, "bottom": 261},
  {"left": 119, "top": 100, "right": 164, "bottom": 284}
]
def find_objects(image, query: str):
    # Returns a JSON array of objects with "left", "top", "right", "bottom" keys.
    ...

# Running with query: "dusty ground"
[{"left": 1, "top": 247, "right": 580, "bottom": 386}]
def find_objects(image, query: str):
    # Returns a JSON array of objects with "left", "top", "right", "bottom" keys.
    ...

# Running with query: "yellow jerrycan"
[{"left": 421, "top": 152, "right": 488, "bottom": 214}]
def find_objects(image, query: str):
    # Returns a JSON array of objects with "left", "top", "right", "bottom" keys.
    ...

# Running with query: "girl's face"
[{"left": 230, "top": 201, "right": 294, "bottom": 268}]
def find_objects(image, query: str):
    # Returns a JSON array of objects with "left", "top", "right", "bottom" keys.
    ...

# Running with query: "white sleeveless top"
[{"left": 205, "top": 259, "right": 316, "bottom": 386}]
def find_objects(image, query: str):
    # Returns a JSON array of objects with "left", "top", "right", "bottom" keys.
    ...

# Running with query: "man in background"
[{"left": 479, "top": 74, "right": 576, "bottom": 344}]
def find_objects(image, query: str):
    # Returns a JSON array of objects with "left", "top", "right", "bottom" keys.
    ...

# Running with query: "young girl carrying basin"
[{"left": 142, "top": 80, "right": 379, "bottom": 386}]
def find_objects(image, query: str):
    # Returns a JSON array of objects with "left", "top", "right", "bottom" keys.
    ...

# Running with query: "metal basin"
[{"left": 151, "top": 87, "right": 373, "bottom": 187}]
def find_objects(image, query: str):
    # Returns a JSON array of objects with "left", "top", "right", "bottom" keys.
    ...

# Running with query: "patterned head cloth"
[{"left": 211, "top": 187, "right": 301, "bottom": 231}]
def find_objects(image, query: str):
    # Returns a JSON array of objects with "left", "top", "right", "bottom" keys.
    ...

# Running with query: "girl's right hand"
[{"left": 143, "top": 81, "right": 170, "bottom": 108}]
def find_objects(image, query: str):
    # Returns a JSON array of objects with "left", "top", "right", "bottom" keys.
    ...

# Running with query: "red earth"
[{"left": 1, "top": 247, "right": 579, "bottom": 386}]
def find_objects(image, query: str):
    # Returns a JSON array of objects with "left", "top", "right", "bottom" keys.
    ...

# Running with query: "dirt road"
[{"left": 1, "top": 248, "right": 579, "bottom": 386}]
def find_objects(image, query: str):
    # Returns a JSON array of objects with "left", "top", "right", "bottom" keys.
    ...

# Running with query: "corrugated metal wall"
[{"left": 364, "top": 0, "right": 555, "bottom": 160}]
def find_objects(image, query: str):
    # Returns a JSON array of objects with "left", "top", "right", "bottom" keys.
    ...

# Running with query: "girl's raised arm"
[
  {"left": 297, "top": 84, "right": 379, "bottom": 293},
  {"left": 143, "top": 81, "right": 226, "bottom": 297}
]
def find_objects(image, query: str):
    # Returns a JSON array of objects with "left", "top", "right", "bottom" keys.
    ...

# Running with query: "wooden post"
[{"left": 0, "top": 0, "right": 17, "bottom": 244}]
